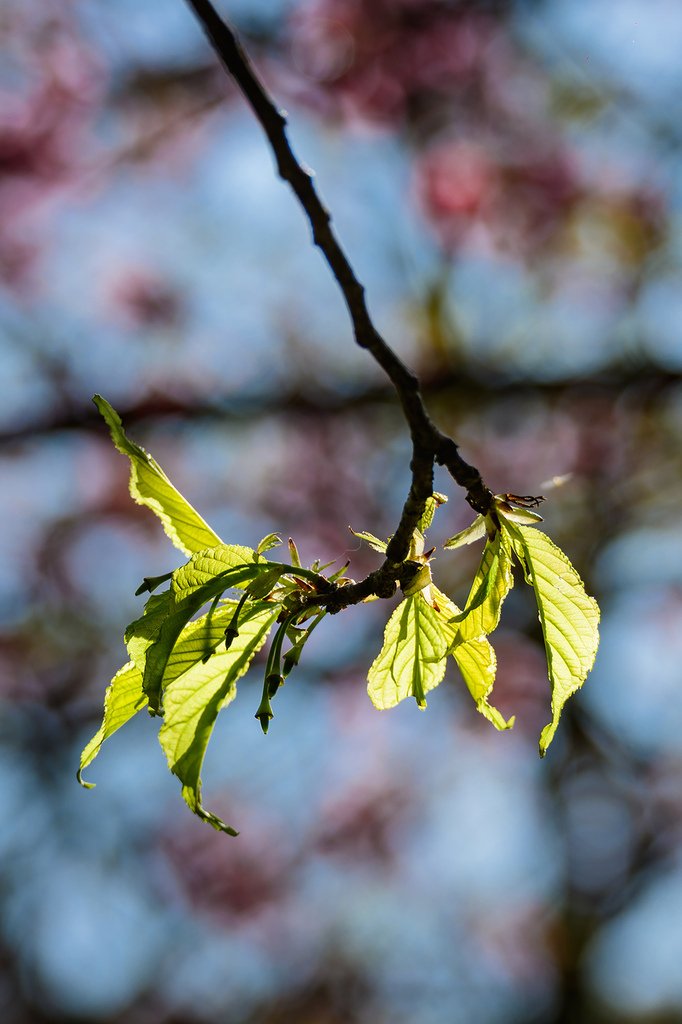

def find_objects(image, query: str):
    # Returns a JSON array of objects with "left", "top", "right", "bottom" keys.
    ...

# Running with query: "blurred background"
[{"left": 2, "top": 0, "right": 682, "bottom": 1021}]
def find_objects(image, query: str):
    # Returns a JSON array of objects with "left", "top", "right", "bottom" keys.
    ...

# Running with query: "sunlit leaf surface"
[
  {"left": 78, "top": 661, "right": 147, "bottom": 786},
  {"left": 454, "top": 531, "right": 514, "bottom": 640},
  {"left": 158, "top": 602, "right": 278, "bottom": 834},
  {"left": 349, "top": 528, "right": 388, "bottom": 553},
  {"left": 368, "top": 594, "right": 449, "bottom": 709},
  {"left": 432, "top": 587, "right": 513, "bottom": 732},
  {"left": 443, "top": 515, "right": 486, "bottom": 550},
  {"left": 94, "top": 395, "right": 222, "bottom": 556},
  {"left": 503, "top": 519, "right": 600, "bottom": 755}
]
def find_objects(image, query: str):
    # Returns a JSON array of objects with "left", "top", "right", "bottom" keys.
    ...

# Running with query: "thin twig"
[{"left": 182, "top": 0, "right": 493, "bottom": 581}]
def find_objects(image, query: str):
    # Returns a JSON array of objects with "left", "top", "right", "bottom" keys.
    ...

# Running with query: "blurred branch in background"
[
  {"left": 1, "top": 358, "right": 680, "bottom": 444},
  {"left": 1, "top": 1, "right": 682, "bottom": 1022}
]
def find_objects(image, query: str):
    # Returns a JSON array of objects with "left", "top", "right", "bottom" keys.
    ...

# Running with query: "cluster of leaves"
[{"left": 80, "top": 397, "right": 600, "bottom": 836}]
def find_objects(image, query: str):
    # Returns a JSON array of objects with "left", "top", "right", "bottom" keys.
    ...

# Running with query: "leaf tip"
[
  {"left": 201, "top": 809, "right": 240, "bottom": 837},
  {"left": 538, "top": 722, "right": 555, "bottom": 757},
  {"left": 77, "top": 768, "right": 95, "bottom": 790},
  {"left": 92, "top": 393, "right": 116, "bottom": 423},
  {"left": 443, "top": 515, "right": 486, "bottom": 550}
]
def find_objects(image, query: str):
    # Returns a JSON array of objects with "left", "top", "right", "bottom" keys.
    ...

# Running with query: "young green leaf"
[
  {"left": 171, "top": 544, "right": 259, "bottom": 598},
  {"left": 257, "top": 532, "right": 282, "bottom": 555},
  {"left": 501, "top": 518, "right": 600, "bottom": 756},
  {"left": 453, "top": 530, "right": 514, "bottom": 640},
  {"left": 431, "top": 586, "right": 513, "bottom": 732},
  {"left": 367, "top": 594, "right": 449, "bottom": 710},
  {"left": 496, "top": 503, "right": 543, "bottom": 525},
  {"left": 162, "top": 601, "right": 249, "bottom": 685},
  {"left": 287, "top": 537, "right": 302, "bottom": 566},
  {"left": 142, "top": 567, "right": 259, "bottom": 713},
  {"left": 246, "top": 565, "right": 287, "bottom": 600},
  {"left": 123, "top": 554, "right": 260, "bottom": 711},
  {"left": 94, "top": 395, "right": 222, "bottom": 556},
  {"left": 418, "top": 491, "right": 448, "bottom": 533},
  {"left": 402, "top": 562, "right": 433, "bottom": 597},
  {"left": 78, "top": 661, "right": 148, "bottom": 786},
  {"left": 125, "top": 590, "right": 174, "bottom": 682},
  {"left": 408, "top": 528, "right": 426, "bottom": 560},
  {"left": 349, "top": 527, "right": 388, "bottom": 553},
  {"left": 443, "top": 515, "right": 487, "bottom": 550},
  {"left": 158, "top": 602, "right": 279, "bottom": 834},
  {"left": 327, "top": 560, "right": 351, "bottom": 583},
  {"left": 451, "top": 637, "right": 514, "bottom": 731},
  {"left": 491, "top": 494, "right": 543, "bottom": 526}
]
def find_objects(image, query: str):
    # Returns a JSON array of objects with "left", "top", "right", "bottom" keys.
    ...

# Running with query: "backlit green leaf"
[
  {"left": 451, "top": 637, "right": 514, "bottom": 731},
  {"left": 94, "top": 395, "right": 221, "bottom": 556},
  {"left": 158, "top": 601, "right": 279, "bottom": 835},
  {"left": 402, "top": 562, "right": 433, "bottom": 597},
  {"left": 443, "top": 515, "right": 486, "bottom": 550},
  {"left": 286, "top": 537, "right": 301, "bottom": 566},
  {"left": 350, "top": 528, "right": 387, "bottom": 553},
  {"left": 257, "top": 532, "right": 282, "bottom": 555},
  {"left": 367, "top": 594, "right": 449, "bottom": 710},
  {"left": 162, "top": 602, "right": 243, "bottom": 685},
  {"left": 123, "top": 549, "right": 270, "bottom": 714},
  {"left": 496, "top": 504, "right": 543, "bottom": 525},
  {"left": 171, "top": 544, "right": 258, "bottom": 598},
  {"left": 502, "top": 518, "right": 600, "bottom": 756},
  {"left": 125, "top": 590, "right": 174, "bottom": 680},
  {"left": 453, "top": 530, "right": 514, "bottom": 641},
  {"left": 418, "top": 491, "right": 448, "bottom": 532},
  {"left": 408, "top": 529, "right": 425, "bottom": 559},
  {"left": 431, "top": 587, "right": 513, "bottom": 732},
  {"left": 78, "top": 661, "right": 147, "bottom": 786},
  {"left": 142, "top": 568, "right": 259, "bottom": 713},
  {"left": 246, "top": 565, "right": 287, "bottom": 600}
]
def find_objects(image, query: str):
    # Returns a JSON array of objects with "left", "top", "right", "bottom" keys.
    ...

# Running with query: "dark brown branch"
[
  {"left": 182, "top": 0, "right": 492, "bottom": 581},
  {"left": 183, "top": 3, "right": 422, "bottom": 426}
]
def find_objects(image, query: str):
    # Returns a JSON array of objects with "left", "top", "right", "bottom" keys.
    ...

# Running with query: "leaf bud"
[
  {"left": 255, "top": 693, "right": 274, "bottom": 734},
  {"left": 134, "top": 571, "right": 174, "bottom": 596},
  {"left": 401, "top": 561, "right": 432, "bottom": 597},
  {"left": 288, "top": 537, "right": 302, "bottom": 567},
  {"left": 266, "top": 672, "right": 283, "bottom": 698},
  {"left": 224, "top": 625, "right": 239, "bottom": 651}
]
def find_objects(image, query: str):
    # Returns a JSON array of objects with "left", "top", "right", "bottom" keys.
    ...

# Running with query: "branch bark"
[{"left": 183, "top": 0, "right": 494, "bottom": 602}]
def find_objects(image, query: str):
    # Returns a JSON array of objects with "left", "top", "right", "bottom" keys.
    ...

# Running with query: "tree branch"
[
  {"left": 3, "top": 366, "right": 676, "bottom": 448},
  {"left": 183, "top": 0, "right": 493, "bottom": 579}
]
